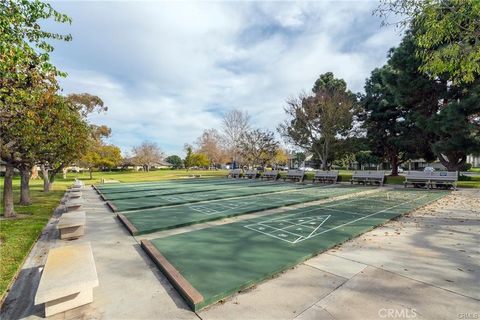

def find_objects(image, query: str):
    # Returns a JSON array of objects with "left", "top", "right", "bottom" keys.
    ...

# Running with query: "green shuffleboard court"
[
  {"left": 108, "top": 183, "right": 316, "bottom": 211},
  {"left": 101, "top": 180, "right": 303, "bottom": 201},
  {"left": 118, "top": 185, "right": 366, "bottom": 235},
  {"left": 95, "top": 178, "right": 261, "bottom": 195},
  {"left": 141, "top": 189, "right": 448, "bottom": 311}
]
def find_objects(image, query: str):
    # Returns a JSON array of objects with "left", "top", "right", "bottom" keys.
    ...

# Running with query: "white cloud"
[{"left": 48, "top": 1, "right": 402, "bottom": 156}]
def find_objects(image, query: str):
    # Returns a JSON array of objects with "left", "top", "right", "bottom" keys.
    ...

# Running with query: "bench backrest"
[
  {"left": 431, "top": 171, "right": 458, "bottom": 181},
  {"left": 286, "top": 169, "right": 304, "bottom": 177},
  {"left": 263, "top": 170, "right": 279, "bottom": 177},
  {"left": 352, "top": 171, "right": 385, "bottom": 179},
  {"left": 406, "top": 171, "right": 432, "bottom": 177},
  {"left": 405, "top": 171, "right": 458, "bottom": 181},
  {"left": 245, "top": 169, "right": 257, "bottom": 176},
  {"left": 228, "top": 169, "right": 242, "bottom": 175},
  {"left": 314, "top": 170, "right": 339, "bottom": 178}
]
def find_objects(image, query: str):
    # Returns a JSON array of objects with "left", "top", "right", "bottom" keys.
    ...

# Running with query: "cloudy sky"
[{"left": 45, "top": 1, "right": 402, "bottom": 156}]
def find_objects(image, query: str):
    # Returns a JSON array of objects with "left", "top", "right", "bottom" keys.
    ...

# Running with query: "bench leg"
[
  {"left": 60, "top": 225, "right": 85, "bottom": 240},
  {"left": 44, "top": 289, "right": 93, "bottom": 317}
]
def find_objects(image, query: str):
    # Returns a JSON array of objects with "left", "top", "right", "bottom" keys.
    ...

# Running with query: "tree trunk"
[
  {"left": 47, "top": 164, "right": 63, "bottom": 191},
  {"left": 322, "top": 141, "right": 329, "bottom": 171},
  {"left": 89, "top": 168, "right": 93, "bottom": 180},
  {"left": 62, "top": 167, "right": 67, "bottom": 179},
  {"left": 41, "top": 165, "right": 51, "bottom": 192},
  {"left": 390, "top": 153, "right": 399, "bottom": 176},
  {"left": 3, "top": 163, "right": 15, "bottom": 217},
  {"left": 19, "top": 165, "right": 32, "bottom": 205},
  {"left": 438, "top": 153, "right": 466, "bottom": 172}
]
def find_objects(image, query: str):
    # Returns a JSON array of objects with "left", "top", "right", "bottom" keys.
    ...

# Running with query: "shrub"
[
  {"left": 459, "top": 163, "right": 472, "bottom": 171},
  {"left": 458, "top": 174, "right": 472, "bottom": 181}
]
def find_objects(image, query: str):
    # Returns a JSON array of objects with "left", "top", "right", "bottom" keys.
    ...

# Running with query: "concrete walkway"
[{"left": 1, "top": 188, "right": 478, "bottom": 320}]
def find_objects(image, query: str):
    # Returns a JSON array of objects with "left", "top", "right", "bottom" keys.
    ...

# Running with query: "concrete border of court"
[
  {"left": 117, "top": 213, "right": 139, "bottom": 234},
  {"left": 106, "top": 201, "right": 118, "bottom": 212},
  {"left": 141, "top": 239, "right": 204, "bottom": 309}
]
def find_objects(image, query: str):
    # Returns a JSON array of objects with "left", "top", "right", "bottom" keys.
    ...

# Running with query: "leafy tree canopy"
[
  {"left": 376, "top": 0, "right": 480, "bottom": 84},
  {"left": 165, "top": 155, "right": 183, "bottom": 169},
  {"left": 279, "top": 72, "right": 356, "bottom": 170},
  {"left": 238, "top": 129, "right": 279, "bottom": 167}
]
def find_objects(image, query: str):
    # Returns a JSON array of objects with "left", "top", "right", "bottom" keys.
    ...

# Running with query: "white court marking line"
[
  {"left": 255, "top": 216, "right": 318, "bottom": 232},
  {"left": 319, "top": 207, "right": 366, "bottom": 216},
  {"left": 120, "top": 184, "right": 336, "bottom": 213},
  {"left": 241, "top": 192, "right": 368, "bottom": 224},
  {"left": 115, "top": 182, "right": 302, "bottom": 203},
  {"left": 292, "top": 193, "right": 429, "bottom": 243},
  {"left": 187, "top": 185, "right": 341, "bottom": 215},
  {"left": 244, "top": 193, "right": 430, "bottom": 244},
  {"left": 143, "top": 186, "right": 308, "bottom": 203},
  {"left": 305, "top": 215, "right": 331, "bottom": 239},
  {"left": 189, "top": 201, "right": 252, "bottom": 215},
  {"left": 245, "top": 215, "right": 331, "bottom": 244},
  {"left": 245, "top": 225, "right": 304, "bottom": 243},
  {"left": 125, "top": 186, "right": 311, "bottom": 206},
  {"left": 244, "top": 215, "right": 324, "bottom": 242}
]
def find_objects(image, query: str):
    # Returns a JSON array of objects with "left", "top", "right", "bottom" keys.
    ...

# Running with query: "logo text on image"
[
  {"left": 458, "top": 313, "right": 479, "bottom": 320},
  {"left": 378, "top": 308, "right": 417, "bottom": 318}
]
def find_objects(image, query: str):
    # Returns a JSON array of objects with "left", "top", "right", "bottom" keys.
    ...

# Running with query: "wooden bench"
[
  {"left": 58, "top": 211, "right": 86, "bottom": 240},
  {"left": 313, "top": 170, "right": 339, "bottom": 183},
  {"left": 351, "top": 171, "right": 385, "bottom": 186},
  {"left": 261, "top": 170, "right": 279, "bottom": 181},
  {"left": 403, "top": 171, "right": 431, "bottom": 188},
  {"left": 35, "top": 243, "right": 99, "bottom": 317},
  {"left": 64, "top": 199, "right": 83, "bottom": 212},
  {"left": 227, "top": 169, "right": 242, "bottom": 179},
  {"left": 283, "top": 169, "right": 305, "bottom": 182},
  {"left": 430, "top": 171, "right": 458, "bottom": 190},
  {"left": 243, "top": 169, "right": 258, "bottom": 179},
  {"left": 404, "top": 171, "right": 457, "bottom": 190}
]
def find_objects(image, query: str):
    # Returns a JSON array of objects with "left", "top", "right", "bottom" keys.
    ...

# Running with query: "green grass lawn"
[
  {"left": 469, "top": 167, "right": 480, "bottom": 173},
  {"left": 0, "top": 178, "right": 67, "bottom": 302},
  {"left": 0, "top": 169, "right": 227, "bottom": 302}
]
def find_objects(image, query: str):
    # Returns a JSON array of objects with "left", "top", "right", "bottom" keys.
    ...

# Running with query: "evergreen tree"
[
  {"left": 387, "top": 33, "right": 480, "bottom": 171},
  {"left": 362, "top": 66, "right": 419, "bottom": 175}
]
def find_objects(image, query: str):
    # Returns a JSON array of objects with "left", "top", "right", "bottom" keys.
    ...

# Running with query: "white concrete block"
[
  {"left": 35, "top": 243, "right": 98, "bottom": 317},
  {"left": 44, "top": 288, "right": 93, "bottom": 317},
  {"left": 64, "top": 199, "right": 84, "bottom": 212},
  {"left": 58, "top": 212, "right": 86, "bottom": 240}
]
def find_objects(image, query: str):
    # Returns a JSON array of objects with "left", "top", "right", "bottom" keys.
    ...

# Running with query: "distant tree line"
[{"left": 159, "top": 109, "right": 288, "bottom": 171}]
